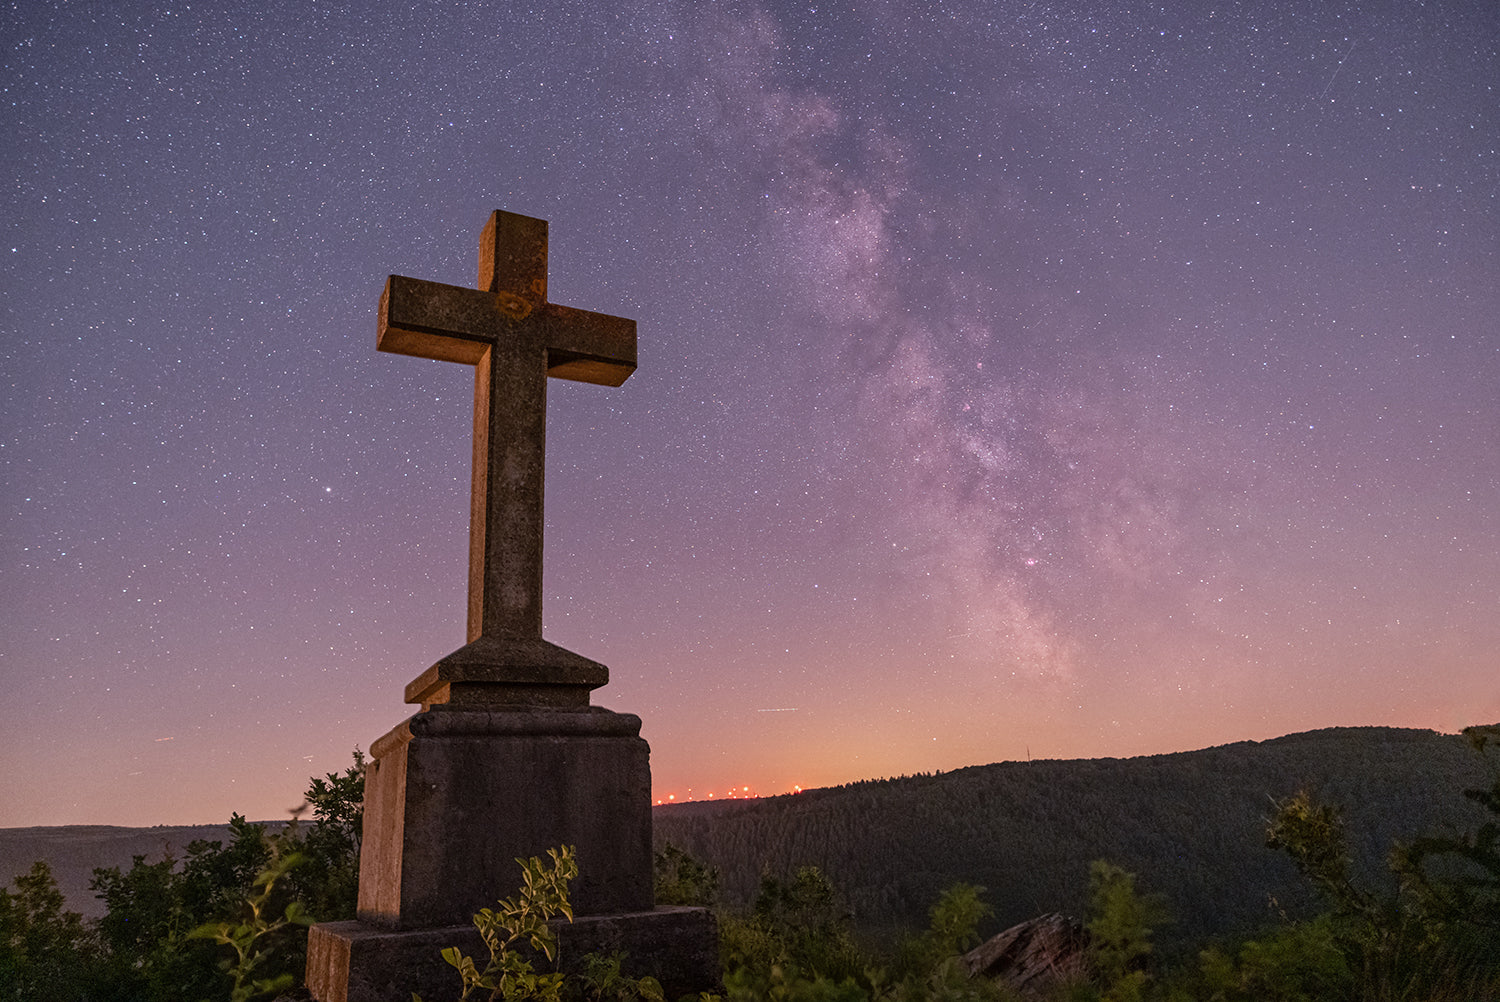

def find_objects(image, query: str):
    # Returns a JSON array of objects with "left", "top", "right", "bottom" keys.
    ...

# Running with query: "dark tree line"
[{"left": 654, "top": 726, "right": 1491, "bottom": 947}]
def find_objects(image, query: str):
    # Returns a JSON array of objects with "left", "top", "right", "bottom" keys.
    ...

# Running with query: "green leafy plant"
[
  {"left": 290, "top": 747, "right": 367, "bottom": 921},
  {"left": 1265, "top": 724, "right": 1500, "bottom": 1001},
  {"left": 722, "top": 961, "right": 871, "bottom": 1002},
  {"left": 420, "top": 845, "right": 579, "bottom": 1002},
  {"left": 721, "top": 865, "right": 869, "bottom": 985},
  {"left": 82, "top": 749, "right": 365, "bottom": 1000},
  {"left": 187, "top": 836, "right": 313, "bottom": 1002},
  {"left": 1391, "top": 725, "right": 1500, "bottom": 939},
  {"left": 882, "top": 883, "right": 1012, "bottom": 1002},
  {"left": 1083, "top": 861, "right": 1167, "bottom": 1002},
  {"left": 655, "top": 843, "right": 720, "bottom": 907},
  {"left": 917, "top": 883, "right": 991, "bottom": 968},
  {"left": 90, "top": 814, "right": 275, "bottom": 1001},
  {"left": 576, "top": 949, "right": 666, "bottom": 1002},
  {"left": 0, "top": 860, "right": 107, "bottom": 1002},
  {"left": 1193, "top": 913, "right": 1350, "bottom": 1002}
]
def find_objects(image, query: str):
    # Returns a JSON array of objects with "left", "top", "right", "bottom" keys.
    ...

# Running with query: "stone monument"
[{"left": 306, "top": 211, "right": 718, "bottom": 1002}]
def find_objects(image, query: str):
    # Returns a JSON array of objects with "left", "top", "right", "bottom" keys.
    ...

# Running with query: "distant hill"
[
  {"left": 4, "top": 726, "right": 1490, "bottom": 948},
  {"left": 0, "top": 822, "right": 288, "bottom": 919},
  {"left": 653, "top": 726, "right": 1492, "bottom": 948}
]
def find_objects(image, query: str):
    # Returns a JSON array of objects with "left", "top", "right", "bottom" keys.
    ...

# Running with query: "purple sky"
[{"left": 3, "top": 0, "right": 1497, "bottom": 827}]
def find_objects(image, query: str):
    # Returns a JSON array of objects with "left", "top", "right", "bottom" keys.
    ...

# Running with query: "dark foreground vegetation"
[{"left": 3, "top": 725, "right": 1497, "bottom": 1001}]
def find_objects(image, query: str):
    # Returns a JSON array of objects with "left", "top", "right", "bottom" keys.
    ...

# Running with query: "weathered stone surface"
[
  {"left": 307, "top": 907, "right": 720, "bottom": 1002},
  {"left": 377, "top": 209, "right": 636, "bottom": 708},
  {"left": 356, "top": 706, "right": 653, "bottom": 929},
  {"left": 404, "top": 635, "right": 608, "bottom": 710},
  {"left": 962, "top": 913, "right": 1089, "bottom": 999}
]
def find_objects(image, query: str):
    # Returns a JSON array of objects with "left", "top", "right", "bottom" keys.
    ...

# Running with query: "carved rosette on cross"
[{"left": 377, "top": 210, "right": 636, "bottom": 710}]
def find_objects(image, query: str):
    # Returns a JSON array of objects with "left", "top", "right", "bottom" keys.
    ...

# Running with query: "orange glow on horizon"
[{"left": 653, "top": 782, "right": 802, "bottom": 806}]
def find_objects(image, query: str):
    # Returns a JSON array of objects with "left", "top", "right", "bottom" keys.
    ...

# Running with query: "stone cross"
[
  {"left": 306, "top": 211, "right": 719, "bottom": 1002},
  {"left": 377, "top": 210, "right": 635, "bottom": 709}
]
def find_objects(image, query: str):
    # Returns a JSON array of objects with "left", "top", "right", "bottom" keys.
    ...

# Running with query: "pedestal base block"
[
  {"left": 307, "top": 907, "right": 719, "bottom": 1002},
  {"left": 358, "top": 706, "right": 653, "bottom": 928}
]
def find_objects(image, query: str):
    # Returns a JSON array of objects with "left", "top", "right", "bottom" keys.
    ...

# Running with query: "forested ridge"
[{"left": 653, "top": 725, "right": 1490, "bottom": 949}]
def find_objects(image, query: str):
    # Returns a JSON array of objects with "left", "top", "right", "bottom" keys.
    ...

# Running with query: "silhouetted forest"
[{"left": 653, "top": 726, "right": 1489, "bottom": 949}]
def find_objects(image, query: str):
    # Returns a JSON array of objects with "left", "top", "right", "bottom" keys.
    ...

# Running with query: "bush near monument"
[{"left": 2, "top": 752, "right": 366, "bottom": 1002}]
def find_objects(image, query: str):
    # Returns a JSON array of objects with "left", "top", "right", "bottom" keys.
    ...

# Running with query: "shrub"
[
  {"left": 419, "top": 845, "right": 580, "bottom": 1002},
  {"left": 1265, "top": 723, "right": 1500, "bottom": 1000},
  {"left": 0, "top": 860, "right": 109, "bottom": 1002}
]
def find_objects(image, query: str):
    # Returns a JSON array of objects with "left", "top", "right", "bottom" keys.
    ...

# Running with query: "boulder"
[{"left": 962, "top": 913, "right": 1089, "bottom": 999}]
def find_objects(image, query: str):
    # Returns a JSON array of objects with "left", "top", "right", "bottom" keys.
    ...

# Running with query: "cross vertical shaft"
[{"left": 469, "top": 319, "right": 547, "bottom": 643}]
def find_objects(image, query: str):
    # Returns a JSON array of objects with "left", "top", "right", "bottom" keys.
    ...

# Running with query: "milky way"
[{"left": 3, "top": 1, "right": 1497, "bottom": 825}]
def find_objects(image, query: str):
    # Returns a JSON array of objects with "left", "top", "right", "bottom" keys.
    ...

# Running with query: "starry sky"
[{"left": 4, "top": 1, "right": 1498, "bottom": 828}]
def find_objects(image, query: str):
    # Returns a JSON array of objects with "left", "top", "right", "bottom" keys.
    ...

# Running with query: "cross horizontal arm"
[
  {"left": 378, "top": 275, "right": 498, "bottom": 364},
  {"left": 377, "top": 275, "right": 636, "bottom": 387},
  {"left": 539, "top": 304, "right": 636, "bottom": 386}
]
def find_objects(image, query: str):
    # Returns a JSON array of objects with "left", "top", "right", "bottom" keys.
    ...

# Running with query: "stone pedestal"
[
  {"left": 359, "top": 705, "right": 652, "bottom": 927},
  {"left": 307, "top": 907, "right": 720, "bottom": 1002},
  {"left": 307, "top": 705, "right": 719, "bottom": 1000}
]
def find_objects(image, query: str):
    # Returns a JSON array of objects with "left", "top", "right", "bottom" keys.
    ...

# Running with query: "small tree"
[
  {"left": 292, "top": 747, "right": 366, "bottom": 920},
  {"left": 0, "top": 861, "right": 107, "bottom": 1002},
  {"left": 90, "top": 818, "right": 272, "bottom": 1001},
  {"left": 882, "top": 882, "right": 1009, "bottom": 1002},
  {"left": 1084, "top": 861, "right": 1167, "bottom": 1002},
  {"left": 653, "top": 842, "right": 718, "bottom": 907},
  {"left": 1391, "top": 724, "right": 1500, "bottom": 948},
  {"left": 893, "top": 881, "right": 992, "bottom": 980},
  {"left": 722, "top": 865, "right": 868, "bottom": 983}
]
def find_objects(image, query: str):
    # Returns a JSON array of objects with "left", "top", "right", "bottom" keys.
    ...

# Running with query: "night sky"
[{"left": 4, "top": 1, "right": 1497, "bottom": 828}]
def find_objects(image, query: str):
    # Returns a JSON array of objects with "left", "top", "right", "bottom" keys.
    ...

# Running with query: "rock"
[{"left": 962, "top": 912, "right": 1089, "bottom": 999}]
